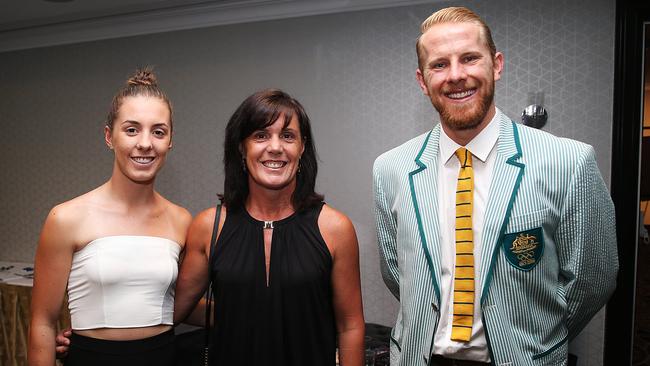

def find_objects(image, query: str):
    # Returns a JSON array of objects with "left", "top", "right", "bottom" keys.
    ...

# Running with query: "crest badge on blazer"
[{"left": 502, "top": 227, "right": 544, "bottom": 271}]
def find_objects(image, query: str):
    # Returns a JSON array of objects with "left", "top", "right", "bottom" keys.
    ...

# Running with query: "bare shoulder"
[
  {"left": 189, "top": 206, "right": 227, "bottom": 238},
  {"left": 40, "top": 191, "right": 100, "bottom": 250},
  {"left": 48, "top": 188, "right": 104, "bottom": 227},
  {"left": 166, "top": 199, "right": 193, "bottom": 228},
  {"left": 318, "top": 204, "right": 354, "bottom": 235},
  {"left": 43, "top": 202, "right": 77, "bottom": 237},
  {"left": 192, "top": 206, "right": 222, "bottom": 230},
  {"left": 187, "top": 206, "right": 227, "bottom": 254},
  {"left": 318, "top": 204, "right": 358, "bottom": 257}
]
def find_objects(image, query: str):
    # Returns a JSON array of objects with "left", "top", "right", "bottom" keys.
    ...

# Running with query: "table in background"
[{"left": 0, "top": 261, "right": 70, "bottom": 366}]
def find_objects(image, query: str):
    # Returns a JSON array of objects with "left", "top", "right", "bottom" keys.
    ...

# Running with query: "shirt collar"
[{"left": 439, "top": 108, "right": 501, "bottom": 165}]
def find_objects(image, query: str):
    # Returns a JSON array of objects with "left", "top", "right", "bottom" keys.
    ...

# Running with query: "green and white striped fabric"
[{"left": 373, "top": 110, "right": 618, "bottom": 366}]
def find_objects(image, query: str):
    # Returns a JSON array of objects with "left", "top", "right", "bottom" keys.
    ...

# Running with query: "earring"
[
  {"left": 298, "top": 159, "right": 301, "bottom": 174},
  {"left": 242, "top": 157, "right": 247, "bottom": 172}
]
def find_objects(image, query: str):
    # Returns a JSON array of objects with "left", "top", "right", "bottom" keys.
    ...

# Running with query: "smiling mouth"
[
  {"left": 131, "top": 157, "right": 155, "bottom": 164},
  {"left": 262, "top": 161, "right": 287, "bottom": 169},
  {"left": 446, "top": 89, "right": 476, "bottom": 100}
]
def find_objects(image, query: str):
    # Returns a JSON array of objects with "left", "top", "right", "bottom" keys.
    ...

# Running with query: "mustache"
[{"left": 442, "top": 84, "right": 477, "bottom": 94}]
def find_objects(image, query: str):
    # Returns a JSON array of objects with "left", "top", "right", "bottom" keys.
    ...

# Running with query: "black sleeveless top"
[{"left": 209, "top": 202, "right": 336, "bottom": 366}]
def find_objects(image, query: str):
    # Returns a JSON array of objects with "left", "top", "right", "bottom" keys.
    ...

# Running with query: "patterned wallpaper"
[{"left": 0, "top": 0, "right": 615, "bottom": 364}]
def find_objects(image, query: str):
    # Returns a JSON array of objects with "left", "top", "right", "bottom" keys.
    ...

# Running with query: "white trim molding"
[{"left": 0, "top": 0, "right": 439, "bottom": 53}]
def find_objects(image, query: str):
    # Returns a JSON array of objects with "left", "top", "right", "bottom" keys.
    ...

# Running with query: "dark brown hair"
[
  {"left": 222, "top": 89, "right": 323, "bottom": 212},
  {"left": 105, "top": 66, "right": 173, "bottom": 130}
]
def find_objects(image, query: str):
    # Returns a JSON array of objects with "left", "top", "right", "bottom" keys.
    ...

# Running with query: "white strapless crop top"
[{"left": 67, "top": 236, "right": 180, "bottom": 330}]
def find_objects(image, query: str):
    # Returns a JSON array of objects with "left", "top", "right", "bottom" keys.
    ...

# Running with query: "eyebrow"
[
  {"left": 254, "top": 126, "right": 299, "bottom": 133},
  {"left": 460, "top": 51, "right": 483, "bottom": 58},
  {"left": 426, "top": 58, "right": 446, "bottom": 68},
  {"left": 120, "top": 120, "right": 170, "bottom": 128}
]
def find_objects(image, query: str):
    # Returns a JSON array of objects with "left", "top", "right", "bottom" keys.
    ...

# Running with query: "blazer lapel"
[
  {"left": 408, "top": 125, "right": 442, "bottom": 304},
  {"left": 479, "top": 117, "right": 525, "bottom": 304}
]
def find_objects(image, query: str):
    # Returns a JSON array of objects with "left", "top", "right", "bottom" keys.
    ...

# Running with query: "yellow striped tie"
[{"left": 451, "top": 147, "right": 474, "bottom": 342}]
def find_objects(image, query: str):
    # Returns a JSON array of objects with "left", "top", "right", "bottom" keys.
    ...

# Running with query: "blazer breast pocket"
[{"left": 502, "top": 208, "right": 550, "bottom": 271}]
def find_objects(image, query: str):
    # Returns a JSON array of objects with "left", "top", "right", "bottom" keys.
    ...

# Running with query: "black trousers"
[{"left": 65, "top": 330, "right": 175, "bottom": 366}]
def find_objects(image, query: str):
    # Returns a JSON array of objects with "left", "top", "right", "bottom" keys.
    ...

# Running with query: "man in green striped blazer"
[{"left": 373, "top": 6, "right": 618, "bottom": 366}]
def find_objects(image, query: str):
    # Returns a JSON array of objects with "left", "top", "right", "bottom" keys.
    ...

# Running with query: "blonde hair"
[{"left": 416, "top": 7, "right": 496, "bottom": 71}]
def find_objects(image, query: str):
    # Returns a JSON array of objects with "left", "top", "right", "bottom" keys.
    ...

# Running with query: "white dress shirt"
[{"left": 432, "top": 109, "right": 501, "bottom": 362}]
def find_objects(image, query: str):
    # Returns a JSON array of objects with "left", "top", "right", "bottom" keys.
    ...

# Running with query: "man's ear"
[
  {"left": 493, "top": 51, "right": 504, "bottom": 81},
  {"left": 416, "top": 68, "right": 430, "bottom": 96}
]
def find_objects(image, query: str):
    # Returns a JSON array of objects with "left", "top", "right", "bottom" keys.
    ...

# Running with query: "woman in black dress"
[{"left": 174, "top": 89, "right": 365, "bottom": 365}]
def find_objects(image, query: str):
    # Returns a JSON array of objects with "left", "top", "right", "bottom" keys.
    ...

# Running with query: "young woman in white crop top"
[{"left": 28, "top": 68, "right": 192, "bottom": 366}]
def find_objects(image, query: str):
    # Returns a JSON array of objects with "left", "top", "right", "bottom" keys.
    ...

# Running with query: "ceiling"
[
  {"left": 0, "top": 0, "right": 238, "bottom": 32},
  {"left": 0, "top": 0, "right": 433, "bottom": 52}
]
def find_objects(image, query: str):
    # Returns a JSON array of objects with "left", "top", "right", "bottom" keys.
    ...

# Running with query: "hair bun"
[{"left": 127, "top": 67, "right": 157, "bottom": 86}]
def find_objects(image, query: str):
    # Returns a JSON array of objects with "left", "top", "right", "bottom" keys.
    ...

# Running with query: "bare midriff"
[{"left": 74, "top": 324, "right": 172, "bottom": 340}]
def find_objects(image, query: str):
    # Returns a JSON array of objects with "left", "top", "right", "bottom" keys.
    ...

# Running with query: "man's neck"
[{"left": 441, "top": 107, "right": 497, "bottom": 146}]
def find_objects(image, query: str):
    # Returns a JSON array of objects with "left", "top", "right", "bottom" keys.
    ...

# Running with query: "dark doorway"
[
  {"left": 606, "top": 1, "right": 650, "bottom": 365},
  {"left": 633, "top": 25, "right": 650, "bottom": 366}
]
